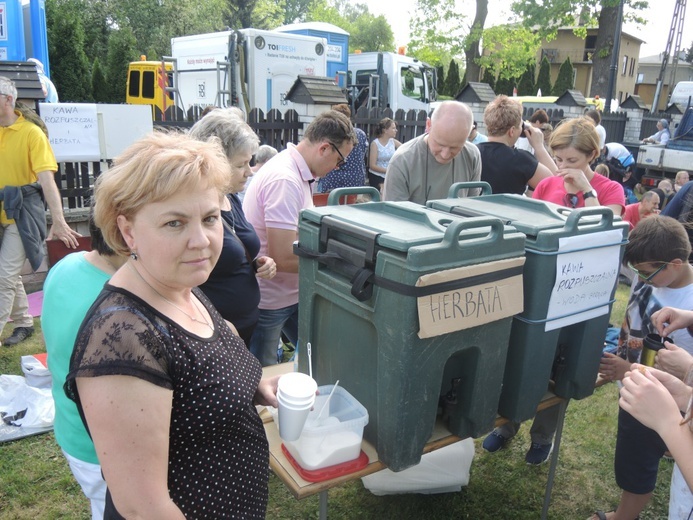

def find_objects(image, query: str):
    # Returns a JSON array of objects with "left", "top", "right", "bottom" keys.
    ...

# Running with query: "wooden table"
[{"left": 261, "top": 363, "right": 568, "bottom": 519}]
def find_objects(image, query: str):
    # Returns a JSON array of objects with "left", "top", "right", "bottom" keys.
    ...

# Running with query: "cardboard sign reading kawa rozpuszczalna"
[{"left": 416, "top": 257, "right": 526, "bottom": 339}]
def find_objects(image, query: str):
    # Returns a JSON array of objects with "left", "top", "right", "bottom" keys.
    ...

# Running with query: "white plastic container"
[
  {"left": 20, "top": 355, "right": 52, "bottom": 389},
  {"left": 283, "top": 384, "right": 368, "bottom": 471}
]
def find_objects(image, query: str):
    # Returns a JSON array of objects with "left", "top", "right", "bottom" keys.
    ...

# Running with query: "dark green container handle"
[
  {"left": 563, "top": 206, "right": 614, "bottom": 233},
  {"left": 440, "top": 216, "right": 505, "bottom": 250},
  {"left": 447, "top": 181, "right": 493, "bottom": 198},
  {"left": 327, "top": 186, "right": 381, "bottom": 205}
]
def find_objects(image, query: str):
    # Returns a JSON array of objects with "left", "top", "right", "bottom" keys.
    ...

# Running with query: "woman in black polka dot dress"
[{"left": 65, "top": 132, "right": 280, "bottom": 519}]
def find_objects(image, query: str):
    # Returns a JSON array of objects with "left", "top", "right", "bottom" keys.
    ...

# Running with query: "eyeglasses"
[
  {"left": 627, "top": 261, "right": 669, "bottom": 283},
  {"left": 563, "top": 193, "right": 580, "bottom": 208},
  {"left": 329, "top": 143, "right": 346, "bottom": 169}
]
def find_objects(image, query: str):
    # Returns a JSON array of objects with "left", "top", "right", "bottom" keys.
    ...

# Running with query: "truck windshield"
[{"left": 400, "top": 66, "right": 425, "bottom": 102}]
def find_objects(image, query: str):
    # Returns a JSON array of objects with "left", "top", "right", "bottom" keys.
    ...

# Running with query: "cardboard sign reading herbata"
[{"left": 416, "top": 257, "right": 526, "bottom": 339}]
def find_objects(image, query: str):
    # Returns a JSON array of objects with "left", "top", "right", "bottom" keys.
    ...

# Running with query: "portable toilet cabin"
[
  {"left": 0, "top": 0, "right": 26, "bottom": 62},
  {"left": 276, "top": 22, "right": 349, "bottom": 88}
]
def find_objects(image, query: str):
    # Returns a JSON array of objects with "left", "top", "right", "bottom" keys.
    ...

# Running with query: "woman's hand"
[
  {"left": 525, "top": 124, "right": 544, "bottom": 149},
  {"left": 254, "top": 256, "right": 277, "bottom": 280},
  {"left": 556, "top": 168, "right": 592, "bottom": 194},
  {"left": 651, "top": 307, "right": 693, "bottom": 337},
  {"left": 254, "top": 375, "right": 280, "bottom": 408},
  {"left": 599, "top": 352, "right": 632, "bottom": 382},
  {"left": 619, "top": 366, "right": 690, "bottom": 433}
]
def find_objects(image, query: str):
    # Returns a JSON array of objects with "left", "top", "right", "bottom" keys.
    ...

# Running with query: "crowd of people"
[{"left": 4, "top": 69, "right": 693, "bottom": 519}]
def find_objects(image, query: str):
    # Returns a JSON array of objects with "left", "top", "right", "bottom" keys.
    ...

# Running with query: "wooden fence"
[
  {"left": 353, "top": 106, "right": 429, "bottom": 143},
  {"left": 53, "top": 105, "right": 665, "bottom": 207},
  {"left": 601, "top": 112, "right": 628, "bottom": 143}
]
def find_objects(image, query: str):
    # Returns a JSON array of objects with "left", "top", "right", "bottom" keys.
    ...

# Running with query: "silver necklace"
[{"left": 127, "top": 263, "right": 213, "bottom": 331}]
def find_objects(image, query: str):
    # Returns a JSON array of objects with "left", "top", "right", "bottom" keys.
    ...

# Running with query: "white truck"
[
  {"left": 347, "top": 51, "right": 437, "bottom": 113},
  {"left": 127, "top": 29, "right": 329, "bottom": 120}
]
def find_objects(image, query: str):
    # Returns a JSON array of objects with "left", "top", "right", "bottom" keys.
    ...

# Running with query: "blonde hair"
[
  {"left": 550, "top": 117, "right": 601, "bottom": 162},
  {"left": 94, "top": 132, "right": 231, "bottom": 255},
  {"left": 594, "top": 163, "right": 610, "bottom": 177},
  {"left": 483, "top": 95, "right": 523, "bottom": 137}
]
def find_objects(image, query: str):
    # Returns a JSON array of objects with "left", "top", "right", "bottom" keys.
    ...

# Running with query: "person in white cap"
[
  {"left": 643, "top": 119, "right": 671, "bottom": 145},
  {"left": 27, "top": 58, "right": 59, "bottom": 103}
]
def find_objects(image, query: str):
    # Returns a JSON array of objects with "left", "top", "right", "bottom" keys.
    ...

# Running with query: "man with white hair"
[
  {"left": 383, "top": 100, "right": 481, "bottom": 204},
  {"left": 27, "top": 58, "right": 59, "bottom": 103},
  {"left": 0, "top": 76, "right": 78, "bottom": 347}
]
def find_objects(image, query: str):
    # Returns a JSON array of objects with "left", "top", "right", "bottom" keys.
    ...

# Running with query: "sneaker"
[
  {"left": 4, "top": 326, "right": 35, "bottom": 346},
  {"left": 525, "top": 442, "right": 553, "bottom": 465},
  {"left": 482, "top": 430, "right": 509, "bottom": 453}
]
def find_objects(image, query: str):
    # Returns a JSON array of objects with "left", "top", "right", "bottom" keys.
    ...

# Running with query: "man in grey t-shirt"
[{"left": 383, "top": 101, "right": 481, "bottom": 204}]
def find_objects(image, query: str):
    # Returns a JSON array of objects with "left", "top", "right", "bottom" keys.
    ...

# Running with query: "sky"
[{"left": 363, "top": 0, "right": 693, "bottom": 59}]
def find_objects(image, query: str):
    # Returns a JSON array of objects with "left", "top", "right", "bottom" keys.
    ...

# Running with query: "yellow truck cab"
[{"left": 126, "top": 59, "right": 176, "bottom": 121}]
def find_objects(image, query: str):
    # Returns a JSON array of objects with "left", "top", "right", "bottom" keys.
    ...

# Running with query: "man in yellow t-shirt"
[{"left": 0, "top": 76, "right": 80, "bottom": 347}]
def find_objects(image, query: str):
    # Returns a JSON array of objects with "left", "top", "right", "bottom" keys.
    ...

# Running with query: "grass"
[{"left": 0, "top": 282, "right": 673, "bottom": 519}]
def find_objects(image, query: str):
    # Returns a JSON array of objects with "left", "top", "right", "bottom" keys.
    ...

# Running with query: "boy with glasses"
[{"left": 591, "top": 216, "right": 693, "bottom": 520}]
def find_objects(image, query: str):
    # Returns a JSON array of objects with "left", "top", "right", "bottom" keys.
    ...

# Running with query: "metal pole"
[
  {"left": 541, "top": 399, "right": 569, "bottom": 520},
  {"left": 319, "top": 490, "right": 328, "bottom": 520},
  {"left": 605, "top": 0, "right": 625, "bottom": 113}
]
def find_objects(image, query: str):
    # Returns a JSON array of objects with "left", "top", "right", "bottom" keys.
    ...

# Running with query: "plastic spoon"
[
  {"left": 316, "top": 380, "right": 340, "bottom": 422},
  {"left": 307, "top": 342, "right": 313, "bottom": 379}
]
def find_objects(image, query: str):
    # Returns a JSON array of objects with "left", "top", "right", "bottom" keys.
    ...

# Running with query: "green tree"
[
  {"left": 284, "top": 0, "right": 313, "bottom": 24},
  {"left": 226, "top": 0, "right": 258, "bottom": 28},
  {"left": 350, "top": 14, "right": 395, "bottom": 52},
  {"left": 105, "top": 28, "right": 139, "bottom": 103},
  {"left": 91, "top": 58, "right": 109, "bottom": 102},
  {"left": 481, "top": 68, "right": 496, "bottom": 91},
  {"left": 408, "top": 0, "right": 466, "bottom": 66},
  {"left": 436, "top": 64, "right": 446, "bottom": 96},
  {"left": 107, "top": 0, "right": 227, "bottom": 59},
  {"left": 46, "top": 0, "right": 92, "bottom": 101},
  {"left": 464, "top": 0, "right": 488, "bottom": 83},
  {"left": 495, "top": 75, "right": 515, "bottom": 96},
  {"left": 477, "top": 24, "right": 541, "bottom": 83},
  {"left": 536, "top": 56, "right": 553, "bottom": 96},
  {"left": 511, "top": 0, "right": 648, "bottom": 99},
  {"left": 250, "top": 0, "right": 285, "bottom": 29},
  {"left": 517, "top": 63, "right": 536, "bottom": 95},
  {"left": 79, "top": 0, "right": 111, "bottom": 66},
  {"left": 552, "top": 57, "right": 575, "bottom": 95},
  {"left": 444, "top": 59, "right": 461, "bottom": 97},
  {"left": 684, "top": 41, "right": 693, "bottom": 63},
  {"left": 307, "top": 0, "right": 347, "bottom": 28},
  {"left": 306, "top": 1, "right": 394, "bottom": 53}
]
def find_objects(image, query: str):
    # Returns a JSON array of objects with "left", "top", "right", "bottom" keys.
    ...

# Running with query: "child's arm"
[
  {"left": 599, "top": 352, "right": 633, "bottom": 382},
  {"left": 620, "top": 366, "right": 693, "bottom": 492}
]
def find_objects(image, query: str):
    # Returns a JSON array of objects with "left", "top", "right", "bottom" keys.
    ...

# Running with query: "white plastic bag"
[
  {"left": 0, "top": 375, "right": 54, "bottom": 428},
  {"left": 361, "top": 438, "right": 475, "bottom": 495}
]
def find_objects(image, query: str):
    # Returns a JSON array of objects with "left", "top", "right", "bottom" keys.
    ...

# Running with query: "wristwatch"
[{"left": 583, "top": 189, "right": 597, "bottom": 199}]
